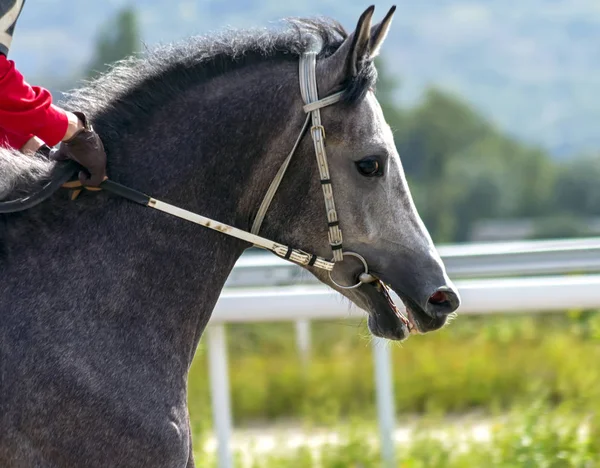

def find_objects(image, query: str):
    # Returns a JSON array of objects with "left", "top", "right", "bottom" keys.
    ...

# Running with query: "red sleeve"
[
  {"left": 0, "top": 126, "right": 34, "bottom": 150},
  {"left": 0, "top": 54, "right": 68, "bottom": 147}
]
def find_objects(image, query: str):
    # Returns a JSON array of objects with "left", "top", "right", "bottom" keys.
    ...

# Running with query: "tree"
[
  {"left": 372, "top": 59, "right": 600, "bottom": 243},
  {"left": 553, "top": 154, "right": 600, "bottom": 216},
  {"left": 395, "top": 89, "right": 494, "bottom": 241},
  {"left": 384, "top": 85, "right": 561, "bottom": 242},
  {"left": 86, "top": 7, "right": 141, "bottom": 79}
]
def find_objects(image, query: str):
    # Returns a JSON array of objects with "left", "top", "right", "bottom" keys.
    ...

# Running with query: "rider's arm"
[
  {"left": 0, "top": 0, "right": 75, "bottom": 149},
  {"left": 0, "top": 1, "right": 107, "bottom": 186},
  {"left": 0, "top": 54, "right": 70, "bottom": 148}
]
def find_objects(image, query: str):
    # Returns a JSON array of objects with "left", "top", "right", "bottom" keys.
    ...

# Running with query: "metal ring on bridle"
[{"left": 328, "top": 251, "right": 377, "bottom": 290}]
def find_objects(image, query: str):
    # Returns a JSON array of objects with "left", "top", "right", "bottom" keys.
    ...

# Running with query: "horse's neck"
[
  {"left": 1, "top": 189, "right": 246, "bottom": 374},
  {"left": 98, "top": 60, "right": 302, "bottom": 226},
  {"left": 3, "top": 61, "right": 299, "bottom": 374},
  {"left": 101, "top": 204, "right": 248, "bottom": 372}
]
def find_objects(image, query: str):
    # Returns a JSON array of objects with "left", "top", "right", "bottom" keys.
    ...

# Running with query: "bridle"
[
  {"left": 1, "top": 52, "right": 376, "bottom": 289},
  {"left": 249, "top": 52, "right": 375, "bottom": 289}
]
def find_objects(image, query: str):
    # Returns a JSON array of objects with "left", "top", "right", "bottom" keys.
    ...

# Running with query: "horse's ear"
[
  {"left": 317, "top": 6, "right": 375, "bottom": 92},
  {"left": 369, "top": 6, "right": 396, "bottom": 59}
]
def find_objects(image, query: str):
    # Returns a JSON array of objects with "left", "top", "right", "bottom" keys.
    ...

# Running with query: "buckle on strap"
[{"left": 310, "top": 125, "right": 326, "bottom": 139}]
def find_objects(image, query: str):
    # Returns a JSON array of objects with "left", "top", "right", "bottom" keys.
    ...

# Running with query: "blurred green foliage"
[
  {"left": 369, "top": 59, "right": 600, "bottom": 243},
  {"left": 85, "top": 7, "right": 141, "bottom": 79},
  {"left": 189, "top": 313, "right": 600, "bottom": 466},
  {"left": 188, "top": 311, "right": 600, "bottom": 426}
]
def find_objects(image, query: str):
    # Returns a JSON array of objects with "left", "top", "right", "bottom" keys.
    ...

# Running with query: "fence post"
[
  {"left": 372, "top": 337, "right": 396, "bottom": 467},
  {"left": 207, "top": 324, "right": 234, "bottom": 468},
  {"left": 295, "top": 319, "right": 311, "bottom": 366}
]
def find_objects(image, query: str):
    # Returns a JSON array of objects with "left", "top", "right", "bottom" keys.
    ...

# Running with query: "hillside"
[{"left": 9, "top": 0, "right": 600, "bottom": 158}]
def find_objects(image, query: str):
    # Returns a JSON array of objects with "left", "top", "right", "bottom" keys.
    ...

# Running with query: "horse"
[{"left": 0, "top": 6, "right": 459, "bottom": 467}]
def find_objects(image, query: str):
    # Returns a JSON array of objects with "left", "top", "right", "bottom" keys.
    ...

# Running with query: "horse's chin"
[{"left": 360, "top": 280, "right": 448, "bottom": 341}]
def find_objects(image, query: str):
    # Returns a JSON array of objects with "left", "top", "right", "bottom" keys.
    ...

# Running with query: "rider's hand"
[{"left": 52, "top": 112, "right": 107, "bottom": 186}]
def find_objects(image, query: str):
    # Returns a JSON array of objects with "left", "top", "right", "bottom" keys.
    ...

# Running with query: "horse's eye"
[{"left": 356, "top": 157, "right": 383, "bottom": 177}]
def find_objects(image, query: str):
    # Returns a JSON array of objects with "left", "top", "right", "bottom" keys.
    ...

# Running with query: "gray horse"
[{"left": 0, "top": 7, "right": 459, "bottom": 467}]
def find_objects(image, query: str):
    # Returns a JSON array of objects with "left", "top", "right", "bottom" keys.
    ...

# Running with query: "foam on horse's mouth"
[{"left": 374, "top": 279, "right": 418, "bottom": 334}]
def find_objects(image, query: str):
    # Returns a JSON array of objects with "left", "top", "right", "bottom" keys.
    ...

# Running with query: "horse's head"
[{"left": 263, "top": 6, "right": 460, "bottom": 341}]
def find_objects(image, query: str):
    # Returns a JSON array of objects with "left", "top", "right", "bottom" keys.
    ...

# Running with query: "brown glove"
[{"left": 52, "top": 112, "right": 107, "bottom": 186}]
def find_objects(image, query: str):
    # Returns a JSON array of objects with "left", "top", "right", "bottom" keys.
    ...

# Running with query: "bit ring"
[{"left": 328, "top": 251, "right": 376, "bottom": 290}]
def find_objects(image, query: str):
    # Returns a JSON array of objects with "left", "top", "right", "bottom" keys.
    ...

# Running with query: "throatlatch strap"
[
  {"left": 251, "top": 87, "right": 344, "bottom": 238},
  {"left": 250, "top": 113, "right": 311, "bottom": 236}
]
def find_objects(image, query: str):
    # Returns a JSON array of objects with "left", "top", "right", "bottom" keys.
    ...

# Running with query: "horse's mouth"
[
  {"left": 362, "top": 279, "right": 447, "bottom": 341},
  {"left": 376, "top": 280, "right": 416, "bottom": 332}
]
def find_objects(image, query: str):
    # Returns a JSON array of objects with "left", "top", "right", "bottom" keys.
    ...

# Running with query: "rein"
[{"left": 1, "top": 53, "right": 376, "bottom": 287}]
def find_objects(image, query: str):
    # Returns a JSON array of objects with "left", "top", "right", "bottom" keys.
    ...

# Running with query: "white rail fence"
[{"left": 205, "top": 237, "right": 600, "bottom": 468}]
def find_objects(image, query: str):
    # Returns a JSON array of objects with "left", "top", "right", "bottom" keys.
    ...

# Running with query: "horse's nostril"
[
  {"left": 425, "top": 287, "right": 460, "bottom": 318},
  {"left": 429, "top": 290, "right": 448, "bottom": 305}
]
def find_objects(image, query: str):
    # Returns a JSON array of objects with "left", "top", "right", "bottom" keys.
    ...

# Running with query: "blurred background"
[{"left": 12, "top": 1, "right": 600, "bottom": 466}]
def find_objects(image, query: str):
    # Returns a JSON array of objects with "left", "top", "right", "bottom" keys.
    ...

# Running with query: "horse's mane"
[
  {"left": 0, "top": 17, "right": 377, "bottom": 202},
  {"left": 0, "top": 148, "right": 55, "bottom": 200}
]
